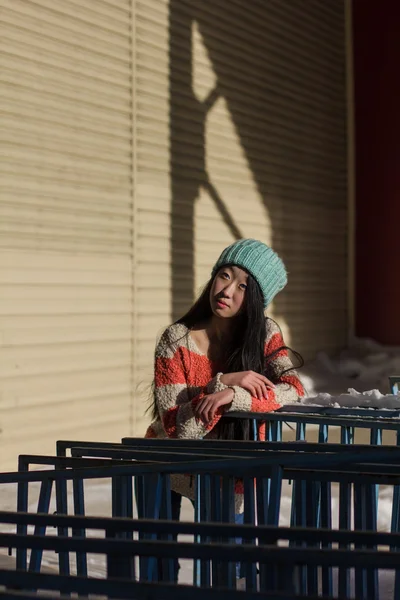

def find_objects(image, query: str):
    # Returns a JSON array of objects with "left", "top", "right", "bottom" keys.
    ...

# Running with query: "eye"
[
  {"left": 239, "top": 283, "right": 247, "bottom": 291},
  {"left": 220, "top": 271, "right": 230, "bottom": 280}
]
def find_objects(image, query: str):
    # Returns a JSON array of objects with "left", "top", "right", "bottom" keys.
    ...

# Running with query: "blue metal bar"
[
  {"left": 194, "top": 474, "right": 201, "bottom": 587},
  {"left": 291, "top": 422, "right": 306, "bottom": 534},
  {"left": 318, "top": 423, "right": 328, "bottom": 444},
  {"left": 257, "top": 476, "right": 271, "bottom": 591},
  {"left": 243, "top": 477, "right": 257, "bottom": 590},
  {"left": 293, "top": 474, "right": 307, "bottom": 595},
  {"left": 0, "top": 567, "right": 329, "bottom": 599},
  {"left": 111, "top": 476, "right": 119, "bottom": 518},
  {"left": 270, "top": 421, "right": 279, "bottom": 441},
  {"left": 16, "top": 458, "right": 29, "bottom": 571},
  {"left": 266, "top": 466, "right": 282, "bottom": 526},
  {"left": 55, "top": 477, "right": 70, "bottom": 577},
  {"left": 270, "top": 420, "right": 282, "bottom": 442},
  {"left": 364, "top": 483, "right": 379, "bottom": 599},
  {"left": 28, "top": 479, "right": 53, "bottom": 573},
  {"left": 296, "top": 422, "right": 306, "bottom": 441},
  {"left": 210, "top": 475, "right": 222, "bottom": 587},
  {"left": 338, "top": 481, "right": 351, "bottom": 597},
  {"left": 320, "top": 479, "right": 333, "bottom": 596},
  {"left": 354, "top": 483, "right": 368, "bottom": 599},
  {"left": 5, "top": 454, "right": 400, "bottom": 489},
  {"left": 72, "top": 477, "right": 87, "bottom": 577},
  {"left": 305, "top": 480, "right": 319, "bottom": 596},
  {"left": 4, "top": 512, "right": 400, "bottom": 548},
  {"left": 221, "top": 476, "right": 235, "bottom": 589},
  {"left": 105, "top": 528, "right": 135, "bottom": 580},
  {"left": 251, "top": 418, "right": 257, "bottom": 441},
  {"left": 370, "top": 428, "right": 382, "bottom": 521},
  {"left": 143, "top": 474, "right": 163, "bottom": 582},
  {"left": 199, "top": 474, "right": 211, "bottom": 587},
  {"left": 125, "top": 476, "right": 134, "bottom": 522},
  {"left": 108, "top": 476, "right": 133, "bottom": 580},
  {"left": 4, "top": 533, "right": 400, "bottom": 571},
  {"left": 341, "top": 425, "right": 354, "bottom": 445},
  {"left": 256, "top": 475, "right": 268, "bottom": 527},
  {"left": 227, "top": 407, "right": 400, "bottom": 422},
  {"left": 158, "top": 475, "right": 175, "bottom": 583}
]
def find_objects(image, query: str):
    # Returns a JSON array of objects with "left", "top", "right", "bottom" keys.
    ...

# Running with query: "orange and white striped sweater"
[{"left": 145, "top": 319, "right": 305, "bottom": 509}]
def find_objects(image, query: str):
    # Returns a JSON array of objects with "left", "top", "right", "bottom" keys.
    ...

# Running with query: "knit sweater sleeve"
[
  {"left": 154, "top": 326, "right": 230, "bottom": 438},
  {"left": 227, "top": 319, "right": 305, "bottom": 413}
]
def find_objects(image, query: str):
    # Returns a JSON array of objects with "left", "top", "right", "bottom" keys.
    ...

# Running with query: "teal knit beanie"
[{"left": 212, "top": 239, "right": 287, "bottom": 308}]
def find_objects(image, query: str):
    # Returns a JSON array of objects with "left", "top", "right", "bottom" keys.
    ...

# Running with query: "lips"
[{"left": 216, "top": 300, "right": 229, "bottom": 309}]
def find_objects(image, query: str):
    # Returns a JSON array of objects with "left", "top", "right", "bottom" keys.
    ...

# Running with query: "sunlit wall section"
[
  {"left": 133, "top": 0, "right": 173, "bottom": 432},
  {"left": 0, "top": 0, "right": 134, "bottom": 467}
]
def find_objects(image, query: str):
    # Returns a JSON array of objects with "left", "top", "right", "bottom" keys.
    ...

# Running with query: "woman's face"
[{"left": 209, "top": 266, "right": 248, "bottom": 319}]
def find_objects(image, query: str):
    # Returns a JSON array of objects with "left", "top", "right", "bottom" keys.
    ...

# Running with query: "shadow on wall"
[
  {"left": 169, "top": 0, "right": 244, "bottom": 323},
  {"left": 169, "top": 0, "right": 347, "bottom": 352}
]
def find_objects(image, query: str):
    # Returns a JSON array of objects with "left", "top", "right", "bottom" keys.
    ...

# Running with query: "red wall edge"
[{"left": 353, "top": 0, "right": 400, "bottom": 344}]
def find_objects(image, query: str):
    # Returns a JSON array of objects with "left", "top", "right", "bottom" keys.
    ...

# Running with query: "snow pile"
[
  {"left": 301, "top": 388, "right": 400, "bottom": 410},
  {"left": 299, "top": 335, "right": 400, "bottom": 398}
]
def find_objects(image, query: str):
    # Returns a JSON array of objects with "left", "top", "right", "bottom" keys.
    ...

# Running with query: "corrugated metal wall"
[
  {"left": 0, "top": 0, "right": 348, "bottom": 464},
  {"left": 0, "top": 0, "right": 134, "bottom": 469}
]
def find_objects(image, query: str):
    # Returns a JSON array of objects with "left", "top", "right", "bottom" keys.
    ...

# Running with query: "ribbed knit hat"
[{"left": 211, "top": 239, "right": 287, "bottom": 308}]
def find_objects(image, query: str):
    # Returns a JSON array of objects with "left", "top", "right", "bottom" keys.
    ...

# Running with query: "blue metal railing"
[
  {"left": 2, "top": 512, "right": 400, "bottom": 597},
  {"left": 5, "top": 446, "right": 400, "bottom": 595}
]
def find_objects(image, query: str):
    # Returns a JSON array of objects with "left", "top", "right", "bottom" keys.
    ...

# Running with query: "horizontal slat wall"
[
  {"left": 0, "top": 0, "right": 349, "bottom": 451},
  {"left": 134, "top": 0, "right": 172, "bottom": 433},
  {"left": 0, "top": 0, "right": 134, "bottom": 469},
  {"left": 135, "top": 0, "right": 348, "bottom": 435}
]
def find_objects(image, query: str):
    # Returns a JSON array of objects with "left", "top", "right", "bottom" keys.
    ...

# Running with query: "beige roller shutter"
[
  {"left": 0, "top": 0, "right": 135, "bottom": 468},
  {"left": 135, "top": 0, "right": 348, "bottom": 426}
]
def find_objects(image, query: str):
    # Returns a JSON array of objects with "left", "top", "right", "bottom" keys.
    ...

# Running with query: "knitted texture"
[
  {"left": 145, "top": 319, "right": 304, "bottom": 511},
  {"left": 212, "top": 239, "right": 287, "bottom": 307}
]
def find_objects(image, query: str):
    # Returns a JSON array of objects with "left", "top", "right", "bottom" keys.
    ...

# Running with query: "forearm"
[
  {"left": 227, "top": 375, "right": 303, "bottom": 413},
  {"left": 158, "top": 387, "right": 234, "bottom": 438}
]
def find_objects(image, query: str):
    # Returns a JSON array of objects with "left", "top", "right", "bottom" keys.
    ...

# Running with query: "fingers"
[
  {"left": 195, "top": 397, "right": 212, "bottom": 425},
  {"left": 244, "top": 372, "right": 275, "bottom": 399},
  {"left": 194, "top": 398, "right": 207, "bottom": 423},
  {"left": 247, "top": 384, "right": 258, "bottom": 399},
  {"left": 194, "top": 391, "right": 234, "bottom": 425},
  {"left": 252, "top": 373, "right": 275, "bottom": 399},
  {"left": 209, "top": 398, "right": 228, "bottom": 421},
  {"left": 247, "top": 380, "right": 266, "bottom": 400},
  {"left": 256, "top": 373, "right": 275, "bottom": 388},
  {"left": 203, "top": 401, "right": 211, "bottom": 424},
  {"left": 196, "top": 399, "right": 223, "bottom": 424},
  {"left": 209, "top": 404, "right": 217, "bottom": 421}
]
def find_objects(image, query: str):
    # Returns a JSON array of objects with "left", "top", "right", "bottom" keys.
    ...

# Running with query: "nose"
[{"left": 222, "top": 281, "right": 234, "bottom": 298}]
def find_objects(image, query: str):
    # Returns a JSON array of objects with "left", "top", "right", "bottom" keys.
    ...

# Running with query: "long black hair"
[{"left": 150, "top": 266, "right": 303, "bottom": 439}]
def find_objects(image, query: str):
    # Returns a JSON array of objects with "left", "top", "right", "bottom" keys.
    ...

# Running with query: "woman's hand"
[
  {"left": 194, "top": 389, "right": 234, "bottom": 425},
  {"left": 220, "top": 371, "right": 275, "bottom": 399}
]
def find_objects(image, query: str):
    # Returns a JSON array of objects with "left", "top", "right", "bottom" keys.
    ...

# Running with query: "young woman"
[{"left": 145, "top": 239, "right": 305, "bottom": 576}]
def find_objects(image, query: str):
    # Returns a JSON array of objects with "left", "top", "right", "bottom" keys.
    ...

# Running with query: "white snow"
[
  {"left": 301, "top": 387, "right": 400, "bottom": 410},
  {"left": 299, "top": 334, "right": 400, "bottom": 398}
]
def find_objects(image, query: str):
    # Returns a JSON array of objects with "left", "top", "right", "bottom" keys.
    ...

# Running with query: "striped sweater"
[{"left": 145, "top": 319, "right": 305, "bottom": 509}]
